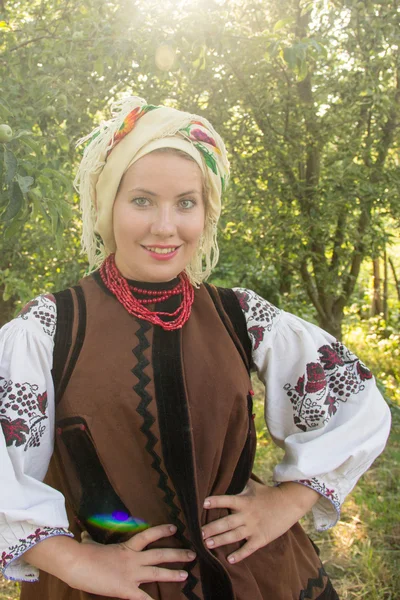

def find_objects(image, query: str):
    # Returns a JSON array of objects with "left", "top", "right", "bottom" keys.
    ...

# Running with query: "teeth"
[{"left": 147, "top": 247, "right": 177, "bottom": 254}]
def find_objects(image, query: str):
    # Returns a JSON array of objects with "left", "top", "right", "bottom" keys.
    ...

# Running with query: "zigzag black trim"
[
  {"left": 132, "top": 320, "right": 200, "bottom": 599},
  {"left": 299, "top": 566, "right": 328, "bottom": 599}
]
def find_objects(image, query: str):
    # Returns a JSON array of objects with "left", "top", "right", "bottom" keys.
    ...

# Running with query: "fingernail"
[
  {"left": 180, "top": 571, "right": 188, "bottom": 579},
  {"left": 169, "top": 525, "right": 177, "bottom": 533},
  {"left": 228, "top": 556, "right": 235, "bottom": 563},
  {"left": 187, "top": 551, "right": 196, "bottom": 559},
  {"left": 203, "top": 500, "right": 211, "bottom": 507},
  {"left": 206, "top": 539, "right": 214, "bottom": 547}
]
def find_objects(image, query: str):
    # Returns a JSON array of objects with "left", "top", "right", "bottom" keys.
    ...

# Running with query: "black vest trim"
[
  {"left": 204, "top": 285, "right": 256, "bottom": 497},
  {"left": 299, "top": 565, "right": 339, "bottom": 600},
  {"left": 53, "top": 285, "right": 87, "bottom": 406},
  {"left": 152, "top": 312, "right": 235, "bottom": 600},
  {"left": 51, "top": 288, "right": 74, "bottom": 403},
  {"left": 204, "top": 284, "right": 252, "bottom": 373},
  {"left": 132, "top": 320, "right": 190, "bottom": 541}
]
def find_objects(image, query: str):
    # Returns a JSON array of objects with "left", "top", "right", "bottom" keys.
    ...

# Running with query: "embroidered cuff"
[
  {"left": 295, "top": 477, "right": 341, "bottom": 531},
  {"left": 1, "top": 527, "right": 73, "bottom": 582}
]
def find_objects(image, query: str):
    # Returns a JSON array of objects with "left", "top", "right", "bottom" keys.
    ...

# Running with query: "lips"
[{"left": 141, "top": 245, "right": 181, "bottom": 261}]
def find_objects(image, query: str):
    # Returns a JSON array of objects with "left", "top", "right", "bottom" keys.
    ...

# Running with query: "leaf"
[
  {"left": 297, "top": 59, "right": 308, "bottom": 81},
  {"left": 57, "top": 133, "right": 70, "bottom": 151},
  {"left": 0, "top": 98, "right": 13, "bottom": 117},
  {"left": 194, "top": 143, "right": 218, "bottom": 175},
  {"left": 37, "top": 391, "right": 48, "bottom": 415},
  {"left": 283, "top": 46, "right": 297, "bottom": 70},
  {"left": 0, "top": 417, "right": 30, "bottom": 447},
  {"left": 3, "top": 217, "right": 23, "bottom": 240},
  {"left": 21, "top": 136, "right": 42, "bottom": 155},
  {"left": 1, "top": 181, "right": 24, "bottom": 221},
  {"left": 17, "top": 174, "right": 34, "bottom": 194},
  {"left": 4, "top": 147, "right": 17, "bottom": 186},
  {"left": 273, "top": 18, "right": 294, "bottom": 32}
]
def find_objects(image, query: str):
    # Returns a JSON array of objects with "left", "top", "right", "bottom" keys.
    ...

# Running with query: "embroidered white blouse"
[{"left": 0, "top": 290, "right": 391, "bottom": 582}]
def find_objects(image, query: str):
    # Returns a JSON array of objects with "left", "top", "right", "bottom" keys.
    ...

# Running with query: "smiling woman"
[
  {"left": 0, "top": 97, "right": 390, "bottom": 600},
  {"left": 112, "top": 151, "right": 205, "bottom": 283}
]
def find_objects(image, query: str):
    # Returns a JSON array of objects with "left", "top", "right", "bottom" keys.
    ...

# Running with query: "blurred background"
[{"left": 0, "top": 0, "right": 399, "bottom": 597}]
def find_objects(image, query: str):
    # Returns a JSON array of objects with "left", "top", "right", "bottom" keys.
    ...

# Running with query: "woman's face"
[{"left": 113, "top": 151, "right": 205, "bottom": 282}]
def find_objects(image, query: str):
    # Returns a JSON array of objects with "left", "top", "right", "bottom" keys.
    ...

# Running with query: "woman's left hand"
[{"left": 202, "top": 480, "right": 320, "bottom": 565}]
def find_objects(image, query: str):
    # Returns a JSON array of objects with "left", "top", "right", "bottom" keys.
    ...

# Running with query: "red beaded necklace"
[{"left": 99, "top": 254, "right": 194, "bottom": 330}]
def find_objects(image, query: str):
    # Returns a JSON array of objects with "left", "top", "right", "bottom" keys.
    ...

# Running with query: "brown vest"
[{"left": 20, "top": 274, "right": 338, "bottom": 600}]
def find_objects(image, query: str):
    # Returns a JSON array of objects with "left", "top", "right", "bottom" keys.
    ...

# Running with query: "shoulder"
[
  {"left": 2, "top": 295, "right": 57, "bottom": 342},
  {"left": 16, "top": 294, "right": 57, "bottom": 338},
  {"left": 231, "top": 288, "right": 282, "bottom": 350}
]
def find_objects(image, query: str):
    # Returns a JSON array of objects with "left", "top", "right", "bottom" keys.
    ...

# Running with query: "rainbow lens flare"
[{"left": 87, "top": 511, "right": 148, "bottom": 533}]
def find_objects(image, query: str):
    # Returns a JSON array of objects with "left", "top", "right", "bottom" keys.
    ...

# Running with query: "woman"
[{"left": 0, "top": 97, "right": 391, "bottom": 600}]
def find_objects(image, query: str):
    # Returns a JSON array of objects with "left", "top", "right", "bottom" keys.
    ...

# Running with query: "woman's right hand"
[{"left": 24, "top": 524, "right": 195, "bottom": 600}]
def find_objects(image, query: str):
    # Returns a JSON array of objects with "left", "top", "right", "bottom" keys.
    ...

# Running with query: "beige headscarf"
[{"left": 74, "top": 97, "right": 230, "bottom": 285}]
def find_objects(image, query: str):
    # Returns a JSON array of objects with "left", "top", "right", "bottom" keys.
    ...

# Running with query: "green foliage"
[
  {"left": 344, "top": 314, "right": 400, "bottom": 406},
  {"left": 0, "top": 0, "right": 399, "bottom": 334}
]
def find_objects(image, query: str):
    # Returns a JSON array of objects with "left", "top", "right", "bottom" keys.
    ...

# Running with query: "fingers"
[
  {"left": 204, "top": 525, "right": 247, "bottom": 550},
  {"left": 202, "top": 513, "right": 241, "bottom": 540},
  {"left": 142, "top": 547, "right": 196, "bottom": 565},
  {"left": 125, "top": 524, "right": 178, "bottom": 552},
  {"left": 226, "top": 540, "right": 260, "bottom": 565},
  {"left": 138, "top": 565, "right": 189, "bottom": 584},
  {"left": 203, "top": 494, "right": 245, "bottom": 511}
]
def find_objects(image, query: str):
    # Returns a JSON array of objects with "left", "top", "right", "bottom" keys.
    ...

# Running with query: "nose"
[{"left": 150, "top": 206, "right": 177, "bottom": 237}]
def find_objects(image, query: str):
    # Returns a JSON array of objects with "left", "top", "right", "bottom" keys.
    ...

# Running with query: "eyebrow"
[{"left": 129, "top": 187, "right": 201, "bottom": 197}]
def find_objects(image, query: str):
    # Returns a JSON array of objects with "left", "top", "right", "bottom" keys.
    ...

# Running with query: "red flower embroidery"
[
  {"left": 295, "top": 375, "right": 305, "bottom": 396},
  {"left": 356, "top": 361, "right": 373, "bottom": 381},
  {"left": 189, "top": 128, "right": 217, "bottom": 147},
  {"left": 319, "top": 345, "right": 344, "bottom": 370},
  {"left": 27, "top": 528, "right": 49, "bottom": 543},
  {"left": 1, "top": 550, "right": 14, "bottom": 568},
  {"left": 248, "top": 325, "right": 265, "bottom": 350},
  {"left": 1, "top": 417, "right": 30, "bottom": 447},
  {"left": 324, "top": 394, "right": 338, "bottom": 416},
  {"left": 37, "top": 391, "right": 48, "bottom": 415},
  {"left": 305, "top": 363, "right": 327, "bottom": 393},
  {"left": 235, "top": 290, "right": 250, "bottom": 312}
]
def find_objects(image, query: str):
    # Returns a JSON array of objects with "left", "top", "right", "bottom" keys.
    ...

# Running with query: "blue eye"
[
  {"left": 133, "top": 197, "right": 150, "bottom": 207},
  {"left": 179, "top": 199, "right": 196, "bottom": 209}
]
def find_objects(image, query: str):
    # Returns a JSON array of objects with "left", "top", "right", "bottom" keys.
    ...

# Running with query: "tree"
[{"left": 1, "top": 0, "right": 399, "bottom": 338}]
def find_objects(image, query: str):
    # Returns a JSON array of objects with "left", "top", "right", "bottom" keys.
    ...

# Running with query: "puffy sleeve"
[
  {"left": 233, "top": 288, "right": 391, "bottom": 532},
  {"left": 0, "top": 295, "right": 72, "bottom": 582}
]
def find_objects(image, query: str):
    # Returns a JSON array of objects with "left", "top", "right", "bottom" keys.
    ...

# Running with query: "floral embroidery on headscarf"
[{"left": 108, "top": 104, "right": 159, "bottom": 154}]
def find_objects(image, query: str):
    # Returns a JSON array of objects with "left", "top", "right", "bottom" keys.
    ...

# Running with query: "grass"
[{"left": 2, "top": 360, "right": 399, "bottom": 599}]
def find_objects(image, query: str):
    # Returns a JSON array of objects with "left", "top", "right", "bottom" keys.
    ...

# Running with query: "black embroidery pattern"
[
  {"left": 17, "top": 294, "right": 56, "bottom": 337},
  {"left": 284, "top": 342, "right": 373, "bottom": 432},
  {"left": 0, "top": 378, "right": 48, "bottom": 450}
]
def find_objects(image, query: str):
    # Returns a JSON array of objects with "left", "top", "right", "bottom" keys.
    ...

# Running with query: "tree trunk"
[
  {"left": 383, "top": 249, "right": 389, "bottom": 322},
  {"left": 317, "top": 312, "right": 343, "bottom": 340},
  {"left": 371, "top": 258, "right": 383, "bottom": 316},
  {"left": 389, "top": 257, "right": 400, "bottom": 302},
  {"left": 0, "top": 290, "right": 16, "bottom": 327}
]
